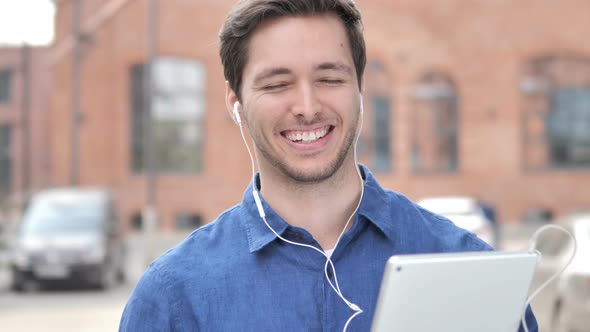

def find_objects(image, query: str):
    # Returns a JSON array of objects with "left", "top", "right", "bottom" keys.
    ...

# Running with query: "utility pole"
[
  {"left": 70, "top": 0, "right": 82, "bottom": 186},
  {"left": 20, "top": 44, "right": 31, "bottom": 195},
  {"left": 143, "top": 0, "right": 158, "bottom": 239}
]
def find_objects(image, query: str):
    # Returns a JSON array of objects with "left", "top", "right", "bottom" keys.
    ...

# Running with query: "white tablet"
[{"left": 371, "top": 251, "right": 538, "bottom": 332}]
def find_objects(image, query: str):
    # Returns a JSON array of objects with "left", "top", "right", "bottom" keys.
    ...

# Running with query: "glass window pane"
[
  {"left": 0, "top": 125, "right": 12, "bottom": 197},
  {"left": 0, "top": 69, "right": 11, "bottom": 103},
  {"left": 411, "top": 73, "right": 458, "bottom": 172},
  {"left": 373, "top": 96, "right": 391, "bottom": 171},
  {"left": 130, "top": 65, "right": 145, "bottom": 172},
  {"left": 522, "top": 56, "right": 590, "bottom": 169},
  {"left": 129, "top": 57, "right": 206, "bottom": 173},
  {"left": 360, "top": 60, "right": 393, "bottom": 172},
  {"left": 548, "top": 87, "right": 590, "bottom": 166},
  {"left": 175, "top": 213, "right": 202, "bottom": 231}
]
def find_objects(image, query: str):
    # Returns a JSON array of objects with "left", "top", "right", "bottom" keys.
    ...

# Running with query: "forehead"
[{"left": 242, "top": 14, "right": 355, "bottom": 81}]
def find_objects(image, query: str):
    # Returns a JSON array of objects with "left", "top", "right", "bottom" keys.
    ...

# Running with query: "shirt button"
[{"left": 292, "top": 232, "right": 302, "bottom": 241}]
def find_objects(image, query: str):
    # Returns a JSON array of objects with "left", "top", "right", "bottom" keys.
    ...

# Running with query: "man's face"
[{"left": 235, "top": 14, "right": 361, "bottom": 184}]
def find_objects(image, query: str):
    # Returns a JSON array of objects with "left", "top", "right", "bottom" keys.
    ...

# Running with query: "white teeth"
[{"left": 286, "top": 127, "right": 329, "bottom": 143}]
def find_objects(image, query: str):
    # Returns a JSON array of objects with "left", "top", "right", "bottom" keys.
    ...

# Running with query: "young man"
[{"left": 120, "top": 1, "right": 538, "bottom": 331}]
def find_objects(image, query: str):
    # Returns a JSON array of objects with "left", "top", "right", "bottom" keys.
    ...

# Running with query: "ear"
[{"left": 225, "top": 81, "right": 241, "bottom": 125}]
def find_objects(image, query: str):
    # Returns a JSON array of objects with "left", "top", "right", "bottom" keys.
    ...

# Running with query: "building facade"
[
  {"left": 0, "top": 46, "right": 50, "bottom": 204},
  {"left": 48, "top": 0, "right": 590, "bottom": 231}
]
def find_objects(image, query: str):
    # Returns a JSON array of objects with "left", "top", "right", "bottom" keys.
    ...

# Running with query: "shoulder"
[
  {"left": 378, "top": 189, "right": 491, "bottom": 252},
  {"left": 417, "top": 203, "right": 491, "bottom": 250},
  {"left": 121, "top": 205, "right": 249, "bottom": 324},
  {"left": 151, "top": 204, "right": 248, "bottom": 276},
  {"left": 119, "top": 261, "right": 175, "bottom": 330}
]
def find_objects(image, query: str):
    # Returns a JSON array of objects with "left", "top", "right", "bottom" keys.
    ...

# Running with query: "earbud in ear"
[
  {"left": 233, "top": 101, "right": 242, "bottom": 125},
  {"left": 359, "top": 94, "right": 364, "bottom": 116},
  {"left": 356, "top": 94, "right": 365, "bottom": 138}
]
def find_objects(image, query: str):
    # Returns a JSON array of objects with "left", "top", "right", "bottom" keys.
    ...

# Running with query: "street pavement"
[
  {"left": 0, "top": 284, "right": 133, "bottom": 332},
  {"left": 0, "top": 251, "right": 10, "bottom": 293}
]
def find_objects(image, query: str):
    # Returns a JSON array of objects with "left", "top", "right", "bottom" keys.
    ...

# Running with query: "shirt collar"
[
  {"left": 357, "top": 165, "right": 398, "bottom": 242},
  {"left": 240, "top": 165, "right": 397, "bottom": 253},
  {"left": 241, "top": 175, "right": 289, "bottom": 253}
]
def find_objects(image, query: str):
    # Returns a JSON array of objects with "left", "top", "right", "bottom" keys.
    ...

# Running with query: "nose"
[{"left": 290, "top": 83, "right": 321, "bottom": 121}]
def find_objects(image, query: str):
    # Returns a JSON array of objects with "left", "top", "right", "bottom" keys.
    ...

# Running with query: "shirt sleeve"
[
  {"left": 119, "top": 266, "right": 175, "bottom": 332},
  {"left": 518, "top": 304, "right": 538, "bottom": 332}
]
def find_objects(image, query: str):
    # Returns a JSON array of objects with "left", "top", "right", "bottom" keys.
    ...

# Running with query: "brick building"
[
  {"left": 47, "top": 0, "right": 590, "bottom": 232},
  {"left": 0, "top": 46, "right": 50, "bottom": 202}
]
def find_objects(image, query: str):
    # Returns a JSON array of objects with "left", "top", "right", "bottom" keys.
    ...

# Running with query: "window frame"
[
  {"left": 521, "top": 55, "right": 590, "bottom": 171},
  {"left": 0, "top": 69, "right": 13, "bottom": 104},
  {"left": 129, "top": 57, "right": 207, "bottom": 174},
  {"left": 0, "top": 124, "right": 12, "bottom": 198},
  {"left": 358, "top": 60, "right": 394, "bottom": 173},
  {"left": 409, "top": 71, "right": 459, "bottom": 174}
]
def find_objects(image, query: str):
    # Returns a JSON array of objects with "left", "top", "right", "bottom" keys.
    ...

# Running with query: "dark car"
[{"left": 10, "top": 188, "right": 125, "bottom": 291}]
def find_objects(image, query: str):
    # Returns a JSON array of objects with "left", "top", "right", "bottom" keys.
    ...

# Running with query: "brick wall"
[
  {"left": 48, "top": 0, "right": 590, "bottom": 230},
  {"left": 0, "top": 47, "right": 50, "bottom": 197}
]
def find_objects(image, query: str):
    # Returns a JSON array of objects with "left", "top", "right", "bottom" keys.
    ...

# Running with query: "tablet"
[{"left": 371, "top": 251, "right": 538, "bottom": 332}]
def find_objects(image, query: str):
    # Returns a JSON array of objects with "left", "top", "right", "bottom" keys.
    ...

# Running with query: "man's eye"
[
  {"left": 263, "top": 83, "right": 288, "bottom": 90},
  {"left": 320, "top": 79, "right": 344, "bottom": 85}
]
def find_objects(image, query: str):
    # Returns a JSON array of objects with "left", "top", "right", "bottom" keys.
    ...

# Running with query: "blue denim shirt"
[{"left": 120, "top": 166, "right": 537, "bottom": 331}]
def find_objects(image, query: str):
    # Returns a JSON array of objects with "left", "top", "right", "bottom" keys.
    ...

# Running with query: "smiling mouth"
[{"left": 282, "top": 125, "right": 333, "bottom": 144}]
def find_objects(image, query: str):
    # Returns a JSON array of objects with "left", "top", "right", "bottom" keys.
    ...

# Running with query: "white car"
[
  {"left": 417, "top": 196, "right": 497, "bottom": 248},
  {"left": 541, "top": 212, "right": 590, "bottom": 332}
]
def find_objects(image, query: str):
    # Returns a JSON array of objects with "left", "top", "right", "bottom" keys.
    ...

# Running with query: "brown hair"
[{"left": 219, "top": 0, "right": 366, "bottom": 100}]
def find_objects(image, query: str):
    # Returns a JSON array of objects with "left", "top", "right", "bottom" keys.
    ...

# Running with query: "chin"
[{"left": 280, "top": 158, "right": 346, "bottom": 184}]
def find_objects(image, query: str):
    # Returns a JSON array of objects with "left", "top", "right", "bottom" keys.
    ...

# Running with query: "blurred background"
[{"left": 0, "top": 0, "right": 589, "bottom": 331}]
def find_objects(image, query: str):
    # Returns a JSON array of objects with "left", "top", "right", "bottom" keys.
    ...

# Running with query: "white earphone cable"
[
  {"left": 520, "top": 224, "right": 577, "bottom": 332},
  {"left": 234, "top": 97, "right": 365, "bottom": 331}
]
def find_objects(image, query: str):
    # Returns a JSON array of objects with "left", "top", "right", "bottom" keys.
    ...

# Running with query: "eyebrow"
[
  {"left": 315, "top": 62, "right": 353, "bottom": 75},
  {"left": 252, "top": 68, "right": 292, "bottom": 86}
]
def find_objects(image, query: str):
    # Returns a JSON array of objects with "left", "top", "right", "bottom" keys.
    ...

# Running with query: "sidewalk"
[{"left": 0, "top": 250, "right": 10, "bottom": 292}]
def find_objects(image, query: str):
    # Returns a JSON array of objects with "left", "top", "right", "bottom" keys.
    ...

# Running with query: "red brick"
[{"left": 40, "top": 0, "right": 590, "bottom": 229}]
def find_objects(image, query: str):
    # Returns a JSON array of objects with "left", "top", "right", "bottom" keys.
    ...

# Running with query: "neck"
[{"left": 258, "top": 158, "right": 363, "bottom": 250}]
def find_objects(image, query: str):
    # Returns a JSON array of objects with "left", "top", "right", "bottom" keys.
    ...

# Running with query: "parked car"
[
  {"left": 417, "top": 196, "right": 497, "bottom": 248},
  {"left": 538, "top": 212, "right": 590, "bottom": 332},
  {"left": 10, "top": 188, "right": 125, "bottom": 291}
]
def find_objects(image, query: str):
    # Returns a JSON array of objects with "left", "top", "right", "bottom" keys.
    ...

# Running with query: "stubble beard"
[{"left": 251, "top": 113, "right": 360, "bottom": 185}]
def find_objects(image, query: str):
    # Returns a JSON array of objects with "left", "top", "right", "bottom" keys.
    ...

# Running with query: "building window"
[
  {"left": 130, "top": 212, "right": 143, "bottom": 231},
  {"left": 358, "top": 61, "right": 393, "bottom": 172},
  {"left": 130, "top": 66, "right": 145, "bottom": 172},
  {"left": 175, "top": 213, "right": 202, "bottom": 231},
  {"left": 0, "top": 69, "right": 12, "bottom": 103},
  {"left": 130, "top": 57, "right": 206, "bottom": 173},
  {"left": 0, "top": 125, "right": 12, "bottom": 198},
  {"left": 522, "top": 55, "right": 590, "bottom": 169},
  {"left": 410, "top": 72, "right": 458, "bottom": 172}
]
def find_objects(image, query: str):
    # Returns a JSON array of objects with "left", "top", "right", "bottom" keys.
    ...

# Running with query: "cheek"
[
  {"left": 318, "top": 87, "right": 359, "bottom": 110},
  {"left": 322, "top": 96, "right": 359, "bottom": 120},
  {"left": 248, "top": 99, "right": 284, "bottom": 125},
  {"left": 244, "top": 107, "right": 275, "bottom": 137}
]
